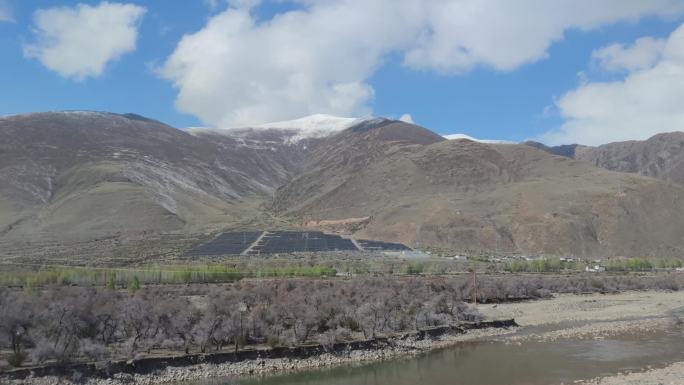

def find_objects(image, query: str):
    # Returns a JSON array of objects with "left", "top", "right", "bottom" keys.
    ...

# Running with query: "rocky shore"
[
  {"left": 0, "top": 328, "right": 515, "bottom": 385},
  {"left": 504, "top": 317, "right": 675, "bottom": 343},
  {"left": 479, "top": 290, "right": 684, "bottom": 341},
  {"left": 578, "top": 361, "right": 684, "bottom": 385}
]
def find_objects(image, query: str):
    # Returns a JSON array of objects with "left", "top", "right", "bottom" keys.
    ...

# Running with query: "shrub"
[
  {"left": 590, "top": 278, "right": 605, "bottom": 290},
  {"left": 106, "top": 274, "right": 116, "bottom": 290},
  {"left": 341, "top": 317, "right": 361, "bottom": 332},
  {"left": 7, "top": 351, "right": 27, "bottom": 367},
  {"left": 29, "top": 339, "right": 55, "bottom": 365},
  {"left": 317, "top": 330, "right": 338, "bottom": 351},
  {"left": 266, "top": 336, "right": 280, "bottom": 348},
  {"left": 80, "top": 339, "right": 109, "bottom": 361},
  {"left": 404, "top": 263, "right": 424, "bottom": 275},
  {"left": 236, "top": 335, "right": 247, "bottom": 349},
  {"left": 128, "top": 276, "right": 140, "bottom": 293}
]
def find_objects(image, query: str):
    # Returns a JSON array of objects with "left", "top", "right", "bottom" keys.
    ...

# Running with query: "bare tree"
[{"left": 0, "top": 291, "right": 33, "bottom": 366}]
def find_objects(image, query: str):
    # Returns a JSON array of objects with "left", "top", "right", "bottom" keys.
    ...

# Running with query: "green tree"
[
  {"left": 106, "top": 274, "right": 116, "bottom": 290},
  {"left": 128, "top": 275, "right": 140, "bottom": 293}
]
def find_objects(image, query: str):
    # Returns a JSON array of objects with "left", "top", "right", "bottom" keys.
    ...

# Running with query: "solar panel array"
[
  {"left": 357, "top": 239, "right": 412, "bottom": 251},
  {"left": 184, "top": 231, "right": 412, "bottom": 256},
  {"left": 184, "top": 231, "right": 262, "bottom": 256},
  {"left": 248, "top": 231, "right": 359, "bottom": 254}
]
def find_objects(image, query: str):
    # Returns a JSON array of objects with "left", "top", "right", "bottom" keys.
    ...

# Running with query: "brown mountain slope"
[
  {"left": 526, "top": 132, "right": 684, "bottom": 186},
  {"left": 275, "top": 128, "right": 684, "bottom": 257},
  {"left": 0, "top": 112, "right": 296, "bottom": 242},
  {"left": 574, "top": 132, "right": 684, "bottom": 185},
  {"left": 187, "top": 126, "right": 320, "bottom": 180},
  {"left": 273, "top": 119, "right": 445, "bottom": 214}
]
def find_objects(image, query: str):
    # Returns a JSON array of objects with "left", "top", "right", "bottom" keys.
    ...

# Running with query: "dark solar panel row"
[
  {"left": 247, "top": 231, "right": 360, "bottom": 254},
  {"left": 357, "top": 239, "right": 412, "bottom": 251},
  {"left": 184, "top": 231, "right": 262, "bottom": 256},
  {"left": 184, "top": 231, "right": 411, "bottom": 257}
]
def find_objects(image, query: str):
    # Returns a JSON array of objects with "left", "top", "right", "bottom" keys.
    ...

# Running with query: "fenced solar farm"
[
  {"left": 248, "top": 231, "right": 357, "bottom": 254},
  {"left": 357, "top": 239, "right": 412, "bottom": 251},
  {"left": 183, "top": 231, "right": 263, "bottom": 256},
  {"left": 183, "top": 230, "right": 412, "bottom": 256}
]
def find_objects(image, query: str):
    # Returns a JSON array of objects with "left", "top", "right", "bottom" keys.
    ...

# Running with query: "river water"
[{"left": 230, "top": 328, "right": 684, "bottom": 385}]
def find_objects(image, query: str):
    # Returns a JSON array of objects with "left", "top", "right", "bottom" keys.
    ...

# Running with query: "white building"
[{"left": 585, "top": 265, "right": 606, "bottom": 273}]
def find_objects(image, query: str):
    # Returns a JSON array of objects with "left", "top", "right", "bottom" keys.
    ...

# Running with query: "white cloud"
[
  {"left": 161, "top": 0, "right": 684, "bottom": 127},
  {"left": 24, "top": 2, "right": 146, "bottom": 80},
  {"left": 228, "top": 0, "right": 261, "bottom": 9},
  {"left": 204, "top": 0, "right": 261, "bottom": 10},
  {"left": 403, "top": 0, "right": 683, "bottom": 74},
  {"left": 204, "top": 0, "right": 221, "bottom": 9},
  {"left": 542, "top": 23, "right": 684, "bottom": 146},
  {"left": 399, "top": 113, "right": 414, "bottom": 124},
  {"left": 593, "top": 37, "right": 666, "bottom": 72},
  {"left": 0, "top": 1, "right": 12, "bottom": 22}
]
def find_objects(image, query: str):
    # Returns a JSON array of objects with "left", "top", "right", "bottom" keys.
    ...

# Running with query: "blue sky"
[
  {"left": 371, "top": 18, "right": 683, "bottom": 141},
  {"left": 1, "top": 1, "right": 684, "bottom": 145}
]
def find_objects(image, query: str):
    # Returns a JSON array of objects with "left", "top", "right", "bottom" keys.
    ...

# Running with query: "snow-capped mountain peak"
[{"left": 256, "top": 114, "right": 360, "bottom": 133}]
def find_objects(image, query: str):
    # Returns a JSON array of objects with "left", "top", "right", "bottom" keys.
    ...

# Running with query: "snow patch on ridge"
[
  {"left": 256, "top": 114, "right": 361, "bottom": 134},
  {"left": 444, "top": 133, "right": 514, "bottom": 144},
  {"left": 0, "top": 110, "right": 113, "bottom": 120},
  {"left": 189, "top": 114, "right": 373, "bottom": 143}
]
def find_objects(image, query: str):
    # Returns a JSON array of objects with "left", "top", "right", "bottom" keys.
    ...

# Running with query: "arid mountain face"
[
  {"left": 276, "top": 126, "right": 684, "bottom": 257},
  {"left": 272, "top": 119, "right": 446, "bottom": 215},
  {"left": 3, "top": 112, "right": 684, "bottom": 257},
  {"left": 526, "top": 132, "right": 684, "bottom": 186},
  {"left": 0, "top": 112, "right": 303, "bottom": 242},
  {"left": 574, "top": 132, "right": 684, "bottom": 186}
]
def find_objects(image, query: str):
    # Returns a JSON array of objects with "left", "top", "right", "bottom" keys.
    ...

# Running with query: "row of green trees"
[
  {"left": 502, "top": 258, "right": 683, "bottom": 273},
  {"left": 0, "top": 265, "right": 340, "bottom": 288},
  {"left": 2, "top": 256, "right": 682, "bottom": 289}
]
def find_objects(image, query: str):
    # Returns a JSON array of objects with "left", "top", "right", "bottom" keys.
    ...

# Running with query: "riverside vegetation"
[
  {"left": 0, "top": 273, "right": 681, "bottom": 372},
  {"left": 1, "top": 253, "right": 681, "bottom": 288},
  {"left": 0, "top": 277, "right": 483, "bottom": 371}
]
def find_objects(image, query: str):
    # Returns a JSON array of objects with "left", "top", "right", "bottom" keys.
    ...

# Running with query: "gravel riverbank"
[
  {"left": 578, "top": 361, "right": 684, "bottom": 385},
  {"left": 479, "top": 290, "right": 684, "bottom": 339}
]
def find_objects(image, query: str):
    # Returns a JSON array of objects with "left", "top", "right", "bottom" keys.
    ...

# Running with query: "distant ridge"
[{"left": 526, "top": 132, "right": 684, "bottom": 186}]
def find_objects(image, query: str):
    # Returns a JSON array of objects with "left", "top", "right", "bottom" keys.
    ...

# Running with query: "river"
[{"left": 188, "top": 327, "right": 684, "bottom": 385}]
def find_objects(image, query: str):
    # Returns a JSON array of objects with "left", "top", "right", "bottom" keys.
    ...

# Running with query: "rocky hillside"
[
  {"left": 574, "top": 132, "right": 684, "bottom": 186},
  {"left": 276, "top": 125, "right": 684, "bottom": 257},
  {"left": 273, "top": 118, "right": 445, "bottom": 215},
  {"left": 526, "top": 132, "right": 684, "bottom": 186},
  {"left": 0, "top": 112, "right": 302, "bottom": 241}
]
